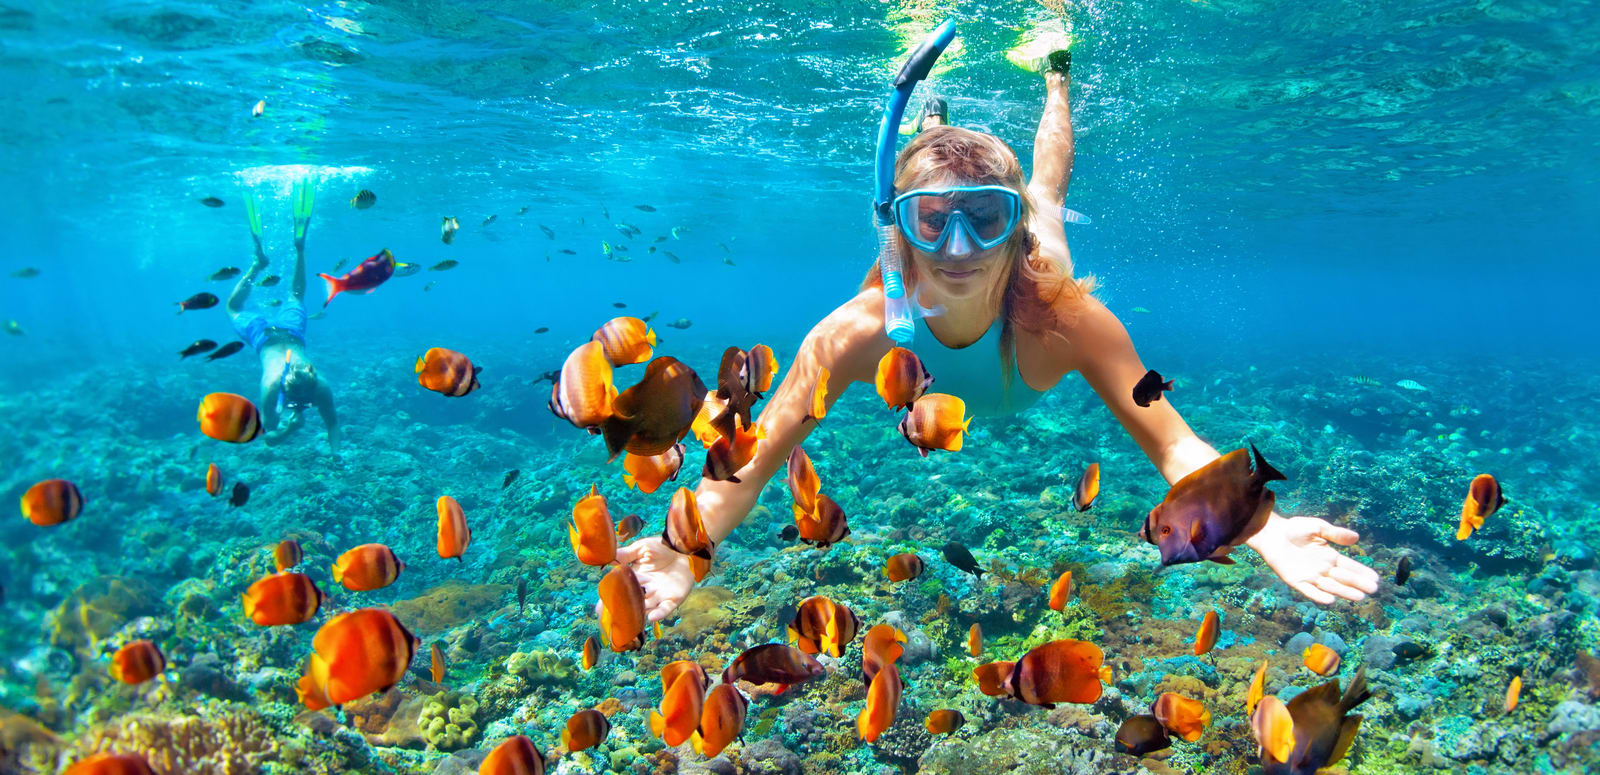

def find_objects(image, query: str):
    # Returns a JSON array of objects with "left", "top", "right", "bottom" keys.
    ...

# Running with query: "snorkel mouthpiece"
[{"left": 874, "top": 19, "right": 958, "bottom": 344}]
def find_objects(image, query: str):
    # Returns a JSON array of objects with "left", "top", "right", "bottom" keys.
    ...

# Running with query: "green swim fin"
[
  {"left": 1007, "top": 26, "right": 1073, "bottom": 74},
  {"left": 292, "top": 177, "right": 315, "bottom": 243},
  {"left": 243, "top": 191, "right": 263, "bottom": 240}
]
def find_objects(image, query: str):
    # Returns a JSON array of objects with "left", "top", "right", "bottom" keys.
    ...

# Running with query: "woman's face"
[{"left": 903, "top": 179, "right": 1017, "bottom": 304}]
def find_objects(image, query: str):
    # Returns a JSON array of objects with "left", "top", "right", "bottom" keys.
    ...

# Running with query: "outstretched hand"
[
  {"left": 599, "top": 536, "right": 696, "bottom": 623},
  {"left": 1250, "top": 516, "right": 1381, "bottom": 605}
]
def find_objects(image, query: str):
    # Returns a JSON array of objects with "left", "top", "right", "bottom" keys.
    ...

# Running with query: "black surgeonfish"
[
  {"left": 942, "top": 541, "right": 984, "bottom": 579},
  {"left": 1138, "top": 444, "right": 1284, "bottom": 566}
]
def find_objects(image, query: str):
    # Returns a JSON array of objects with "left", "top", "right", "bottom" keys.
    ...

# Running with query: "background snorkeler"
[
  {"left": 612, "top": 30, "right": 1381, "bottom": 622},
  {"left": 226, "top": 179, "right": 341, "bottom": 453}
]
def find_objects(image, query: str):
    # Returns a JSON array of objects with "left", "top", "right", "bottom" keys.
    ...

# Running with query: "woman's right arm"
[{"left": 613, "top": 289, "right": 892, "bottom": 621}]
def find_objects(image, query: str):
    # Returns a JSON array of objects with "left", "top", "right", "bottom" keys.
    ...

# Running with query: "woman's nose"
[{"left": 943, "top": 221, "right": 974, "bottom": 257}]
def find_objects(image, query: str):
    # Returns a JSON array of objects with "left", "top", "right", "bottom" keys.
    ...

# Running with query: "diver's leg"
[
  {"left": 290, "top": 177, "right": 315, "bottom": 303},
  {"left": 228, "top": 192, "right": 270, "bottom": 315},
  {"left": 1028, "top": 65, "right": 1074, "bottom": 209}
]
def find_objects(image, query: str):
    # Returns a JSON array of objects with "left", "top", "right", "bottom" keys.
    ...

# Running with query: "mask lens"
[
  {"left": 952, "top": 191, "right": 1013, "bottom": 242},
  {"left": 912, "top": 198, "right": 950, "bottom": 245}
]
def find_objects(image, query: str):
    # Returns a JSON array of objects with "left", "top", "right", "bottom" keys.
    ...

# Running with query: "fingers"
[
  {"left": 1291, "top": 580, "right": 1336, "bottom": 606},
  {"left": 614, "top": 542, "right": 643, "bottom": 567},
  {"left": 1318, "top": 521, "right": 1361, "bottom": 546},
  {"left": 1311, "top": 574, "right": 1368, "bottom": 602},
  {"left": 1331, "top": 557, "right": 1380, "bottom": 594}
]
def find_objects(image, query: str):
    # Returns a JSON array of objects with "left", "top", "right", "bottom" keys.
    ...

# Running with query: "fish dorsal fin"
[
  {"left": 1340, "top": 666, "right": 1372, "bottom": 712},
  {"left": 1249, "top": 443, "right": 1287, "bottom": 483}
]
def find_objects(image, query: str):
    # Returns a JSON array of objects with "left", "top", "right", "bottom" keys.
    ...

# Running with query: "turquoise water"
[{"left": 3, "top": 0, "right": 1599, "bottom": 773}]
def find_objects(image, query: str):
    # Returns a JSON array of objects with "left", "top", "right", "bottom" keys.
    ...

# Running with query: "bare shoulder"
[
  {"left": 802, "top": 289, "right": 895, "bottom": 383},
  {"left": 1036, "top": 293, "right": 1133, "bottom": 374}
]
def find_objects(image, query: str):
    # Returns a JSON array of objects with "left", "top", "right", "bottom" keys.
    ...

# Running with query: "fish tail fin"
[
  {"left": 689, "top": 730, "right": 705, "bottom": 756},
  {"left": 646, "top": 328, "right": 657, "bottom": 346},
  {"left": 414, "top": 356, "right": 426, "bottom": 374},
  {"left": 317, "top": 273, "right": 342, "bottom": 307},
  {"left": 240, "top": 593, "right": 255, "bottom": 619},
  {"left": 1249, "top": 443, "right": 1287, "bottom": 483},
  {"left": 623, "top": 474, "right": 637, "bottom": 490},
  {"left": 330, "top": 562, "right": 343, "bottom": 584},
  {"left": 649, "top": 710, "right": 666, "bottom": 739}
]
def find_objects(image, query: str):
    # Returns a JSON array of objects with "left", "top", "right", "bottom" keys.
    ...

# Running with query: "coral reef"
[{"left": 419, "top": 691, "right": 480, "bottom": 751}]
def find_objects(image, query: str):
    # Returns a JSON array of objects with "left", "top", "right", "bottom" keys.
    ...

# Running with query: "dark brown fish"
[
  {"left": 517, "top": 577, "right": 527, "bottom": 616},
  {"left": 1132, "top": 369, "right": 1174, "bottom": 407},
  {"left": 180, "top": 339, "right": 218, "bottom": 359},
  {"left": 199, "top": 196, "right": 225, "bottom": 208},
  {"left": 1114, "top": 714, "right": 1172, "bottom": 755},
  {"left": 722, "top": 644, "right": 824, "bottom": 689},
  {"left": 177, "top": 292, "right": 219, "bottom": 313},
  {"left": 210, "top": 266, "right": 242, "bottom": 281},
  {"left": 1264, "top": 667, "right": 1371, "bottom": 775},
  {"left": 535, "top": 327, "right": 549, "bottom": 334},
  {"left": 598, "top": 356, "right": 708, "bottom": 461},
  {"left": 259, "top": 274, "right": 281, "bottom": 287},
  {"left": 711, "top": 346, "right": 756, "bottom": 441},
  {"left": 1394, "top": 555, "right": 1411, "bottom": 586},
  {"left": 942, "top": 542, "right": 984, "bottom": 579},
  {"left": 206, "top": 341, "right": 245, "bottom": 361},
  {"left": 229, "top": 482, "right": 250, "bottom": 507},
  {"left": 1138, "top": 444, "right": 1284, "bottom": 566},
  {"left": 502, "top": 469, "right": 520, "bottom": 489}
]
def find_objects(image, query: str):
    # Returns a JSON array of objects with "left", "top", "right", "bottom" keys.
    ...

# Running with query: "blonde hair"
[{"left": 861, "top": 126, "right": 1096, "bottom": 379}]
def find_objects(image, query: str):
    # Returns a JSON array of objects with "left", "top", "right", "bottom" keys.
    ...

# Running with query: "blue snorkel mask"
[{"left": 873, "top": 20, "right": 959, "bottom": 344}]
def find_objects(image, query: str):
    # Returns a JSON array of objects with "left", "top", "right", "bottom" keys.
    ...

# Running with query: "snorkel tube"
[{"left": 874, "top": 19, "right": 957, "bottom": 344}]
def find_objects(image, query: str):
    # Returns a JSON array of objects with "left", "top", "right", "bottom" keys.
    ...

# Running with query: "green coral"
[{"left": 419, "top": 691, "right": 480, "bottom": 751}]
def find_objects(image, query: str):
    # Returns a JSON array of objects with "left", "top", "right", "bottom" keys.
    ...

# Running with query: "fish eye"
[{"left": 1160, "top": 526, "right": 1171, "bottom": 536}]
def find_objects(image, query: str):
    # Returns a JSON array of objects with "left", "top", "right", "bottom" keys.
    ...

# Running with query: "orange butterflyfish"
[
  {"left": 862, "top": 624, "right": 907, "bottom": 684},
  {"left": 436, "top": 495, "right": 471, "bottom": 561},
  {"left": 1250, "top": 695, "right": 1295, "bottom": 763},
  {"left": 197, "top": 392, "right": 262, "bottom": 442},
  {"left": 1073, "top": 462, "right": 1100, "bottom": 511},
  {"left": 1048, "top": 570, "right": 1073, "bottom": 611},
  {"left": 968, "top": 623, "right": 983, "bottom": 658},
  {"left": 973, "top": 661, "right": 1015, "bottom": 696},
  {"left": 592, "top": 315, "right": 656, "bottom": 366},
  {"left": 659, "top": 659, "right": 710, "bottom": 692},
  {"left": 331, "top": 543, "right": 405, "bottom": 591},
  {"left": 1456, "top": 473, "right": 1506, "bottom": 540},
  {"left": 480, "top": 735, "right": 546, "bottom": 775},
  {"left": 597, "top": 565, "right": 647, "bottom": 652},
  {"left": 414, "top": 347, "right": 482, "bottom": 397},
  {"left": 786, "top": 445, "right": 821, "bottom": 516},
  {"left": 568, "top": 485, "right": 617, "bottom": 566},
  {"left": 241, "top": 572, "right": 325, "bottom": 626},
  {"left": 1001, "top": 639, "right": 1105, "bottom": 708},
  {"left": 857, "top": 661, "right": 902, "bottom": 742},
  {"left": 63, "top": 753, "right": 158, "bottom": 775},
  {"left": 924, "top": 708, "right": 965, "bottom": 735},
  {"left": 20, "top": 478, "right": 83, "bottom": 526},
  {"left": 548, "top": 340, "right": 616, "bottom": 431},
  {"left": 622, "top": 444, "right": 684, "bottom": 494},
  {"left": 661, "top": 486, "right": 714, "bottom": 560},
  {"left": 804, "top": 367, "right": 830, "bottom": 423},
  {"left": 615, "top": 513, "right": 645, "bottom": 542},
  {"left": 702, "top": 420, "right": 764, "bottom": 483},
  {"left": 1194, "top": 610, "right": 1219, "bottom": 656},
  {"left": 693, "top": 683, "right": 749, "bottom": 757},
  {"left": 274, "top": 538, "right": 303, "bottom": 571},
  {"left": 875, "top": 347, "right": 933, "bottom": 411},
  {"left": 109, "top": 640, "right": 165, "bottom": 685},
  {"left": 897, "top": 393, "right": 970, "bottom": 456},
  {"left": 650, "top": 669, "right": 707, "bottom": 746},
  {"left": 742, "top": 343, "right": 779, "bottom": 397},
  {"left": 430, "top": 642, "right": 446, "bottom": 684},
  {"left": 1303, "top": 643, "right": 1341, "bottom": 676},
  {"left": 885, "top": 552, "right": 925, "bottom": 582},
  {"left": 562, "top": 708, "right": 612, "bottom": 752},
  {"left": 1505, "top": 675, "right": 1521, "bottom": 713},
  {"left": 793, "top": 494, "right": 850, "bottom": 549},
  {"left": 690, "top": 390, "right": 730, "bottom": 448},
  {"left": 787, "top": 596, "right": 862, "bottom": 658},
  {"left": 306, "top": 608, "right": 420, "bottom": 705},
  {"left": 688, "top": 553, "right": 713, "bottom": 582},
  {"left": 1247, "top": 659, "right": 1268, "bottom": 716},
  {"left": 581, "top": 636, "right": 601, "bottom": 670},
  {"left": 205, "top": 463, "right": 222, "bottom": 496},
  {"left": 1152, "top": 692, "right": 1211, "bottom": 742}
]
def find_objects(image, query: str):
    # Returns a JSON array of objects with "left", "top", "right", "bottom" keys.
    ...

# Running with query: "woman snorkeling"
[
  {"left": 615, "top": 39, "right": 1379, "bottom": 622},
  {"left": 226, "top": 179, "right": 341, "bottom": 453}
]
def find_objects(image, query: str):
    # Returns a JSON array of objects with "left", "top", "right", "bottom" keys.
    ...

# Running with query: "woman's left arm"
[{"left": 1065, "top": 299, "right": 1380, "bottom": 604}]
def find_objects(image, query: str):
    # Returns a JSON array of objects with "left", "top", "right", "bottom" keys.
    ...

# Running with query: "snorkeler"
[
  {"left": 613, "top": 29, "right": 1380, "bottom": 622},
  {"left": 226, "top": 179, "right": 341, "bottom": 453}
]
